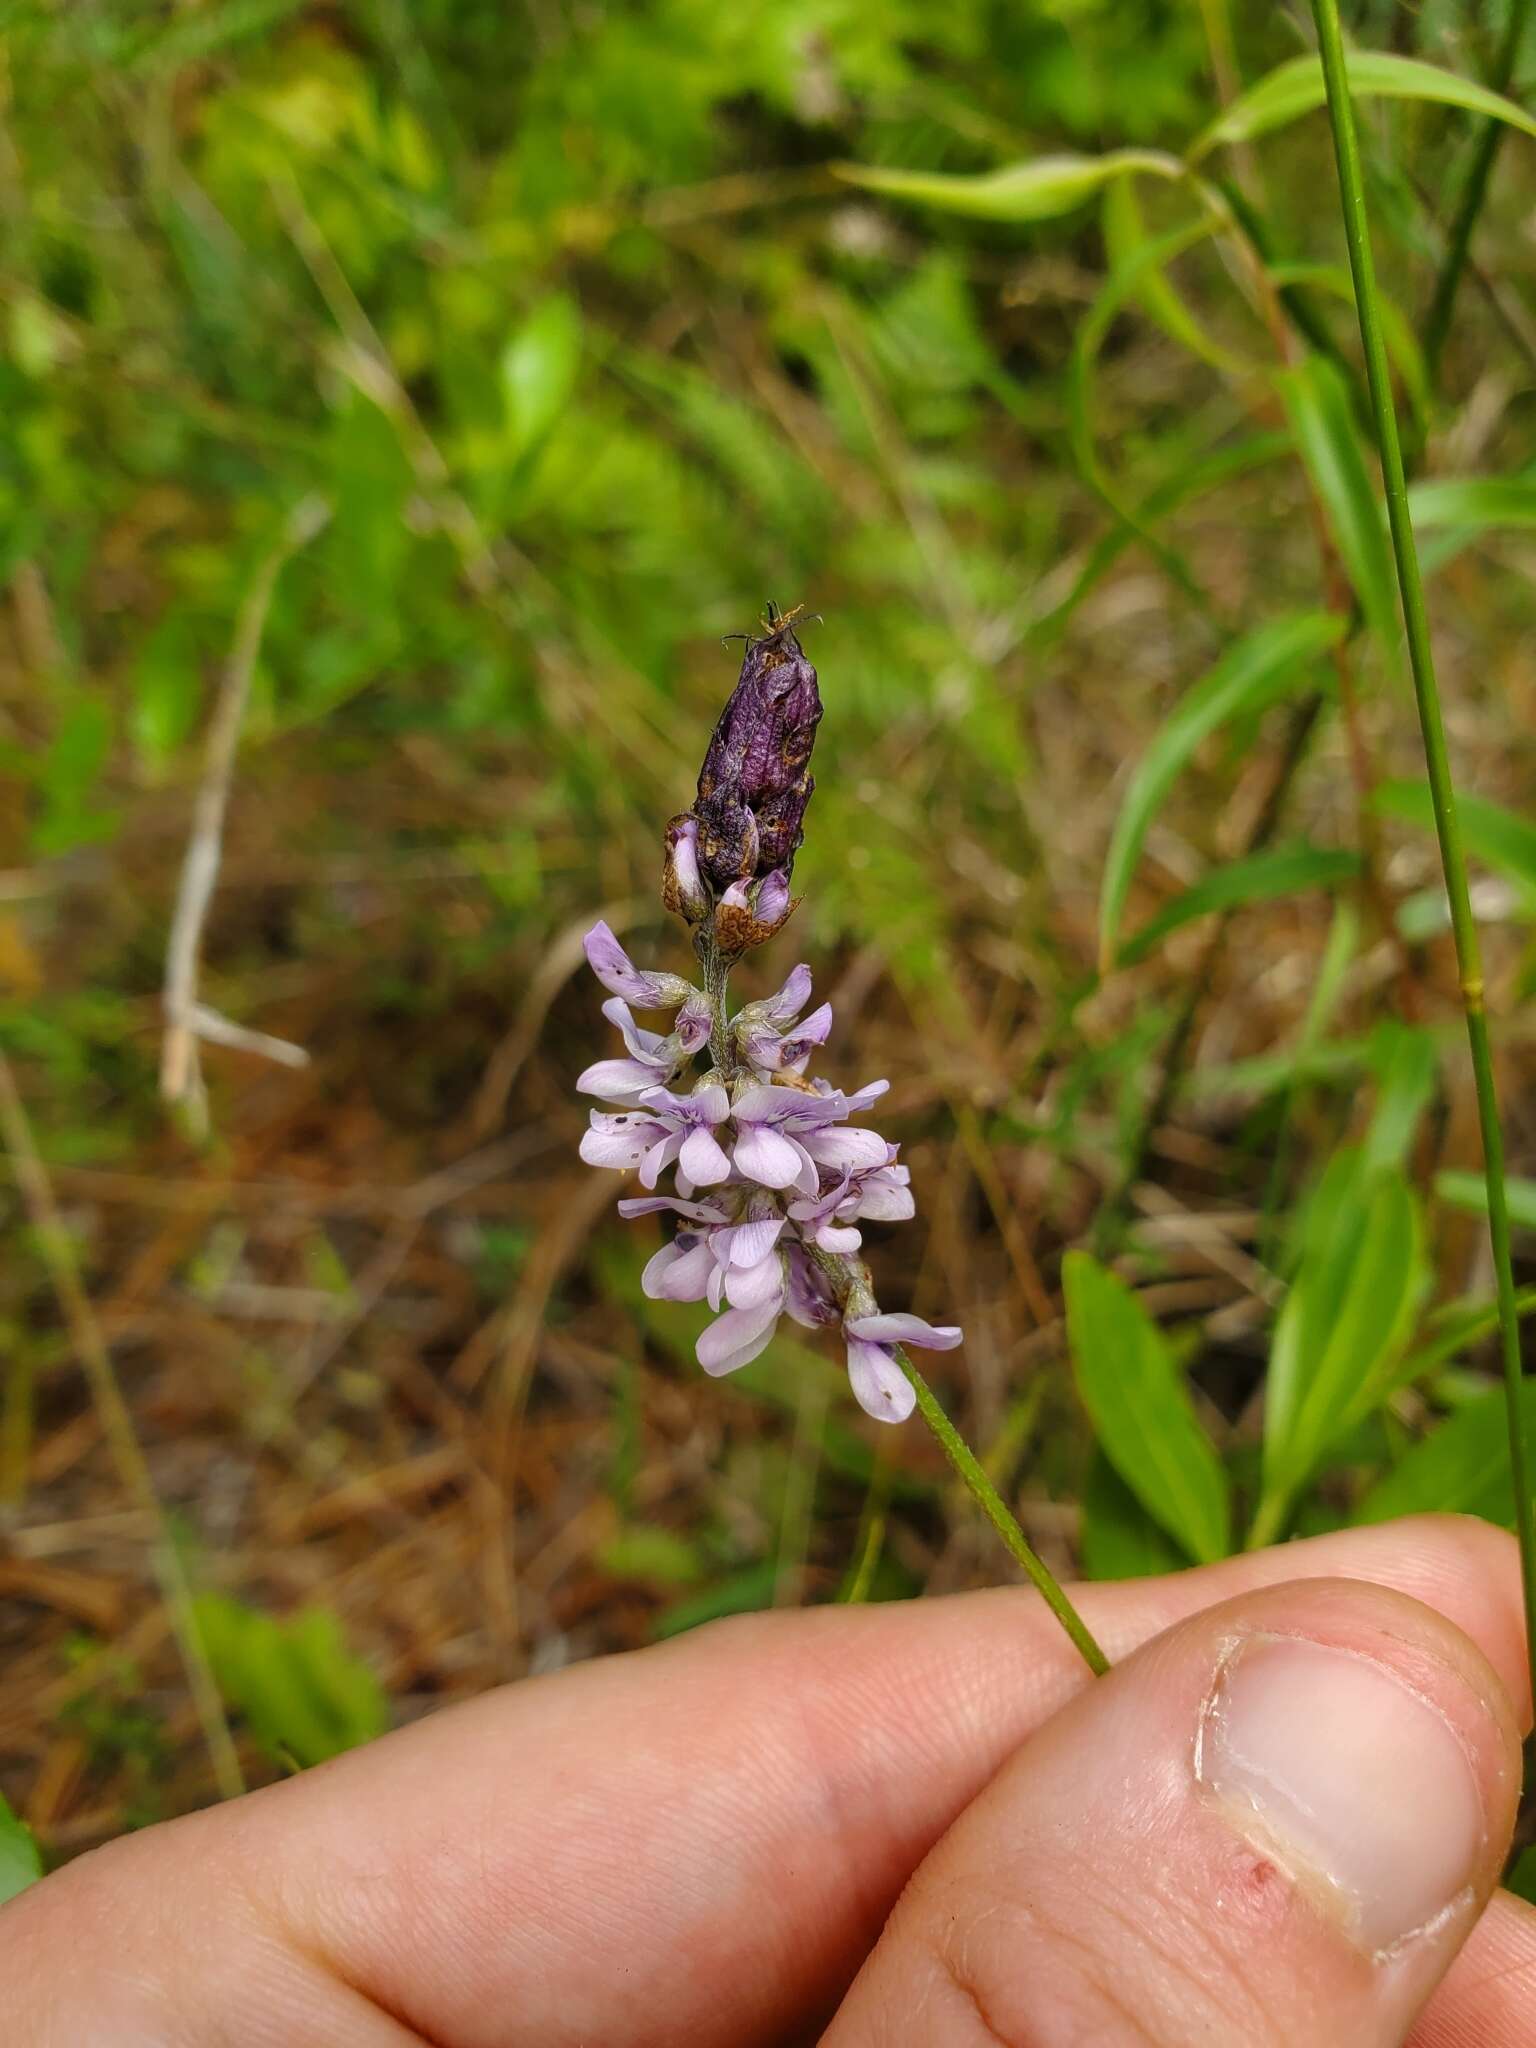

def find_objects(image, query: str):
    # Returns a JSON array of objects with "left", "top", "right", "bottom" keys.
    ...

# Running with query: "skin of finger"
[
  {"left": 1411, "top": 1889, "right": 1536, "bottom": 2047},
  {"left": 0, "top": 1515, "right": 1525, "bottom": 2048},
  {"left": 823, "top": 1578, "right": 1521, "bottom": 2048}
]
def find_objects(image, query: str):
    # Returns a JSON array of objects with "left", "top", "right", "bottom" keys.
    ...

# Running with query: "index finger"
[{"left": 3, "top": 1515, "right": 1525, "bottom": 2048}]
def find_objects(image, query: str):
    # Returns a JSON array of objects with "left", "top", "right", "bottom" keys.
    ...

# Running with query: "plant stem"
[
  {"left": 697, "top": 925, "right": 737, "bottom": 1079},
  {"left": 898, "top": 1348, "right": 1110, "bottom": 1676},
  {"left": 1310, "top": 0, "right": 1536, "bottom": 1698},
  {"left": 1422, "top": 0, "right": 1533, "bottom": 386}
]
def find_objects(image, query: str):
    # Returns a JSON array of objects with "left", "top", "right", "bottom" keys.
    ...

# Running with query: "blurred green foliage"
[{"left": 5, "top": 0, "right": 1536, "bottom": 1820}]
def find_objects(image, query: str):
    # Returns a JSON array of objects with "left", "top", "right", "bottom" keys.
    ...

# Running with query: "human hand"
[{"left": 5, "top": 1514, "right": 1533, "bottom": 2046}]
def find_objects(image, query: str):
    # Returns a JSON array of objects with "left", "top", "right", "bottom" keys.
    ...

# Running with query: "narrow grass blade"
[
  {"left": 1065, "top": 1252, "right": 1230, "bottom": 1565},
  {"left": 834, "top": 150, "right": 1184, "bottom": 222},
  {"left": 1190, "top": 49, "right": 1536, "bottom": 160},
  {"left": 1117, "top": 843, "right": 1360, "bottom": 967},
  {"left": 1308, "top": 0, "right": 1536, "bottom": 1703},
  {"left": 1097, "top": 611, "right": 1344, "bottom": 969}
]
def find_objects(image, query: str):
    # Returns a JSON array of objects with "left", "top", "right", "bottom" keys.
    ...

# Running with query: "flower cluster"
[{"left": 577, "top": 920, "right": 959, "bottom": 1421}]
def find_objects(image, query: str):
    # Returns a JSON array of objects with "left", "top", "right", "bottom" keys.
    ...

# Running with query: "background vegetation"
[{"left": 2, "top": 0, "right": 1535, "bottom": 1869}]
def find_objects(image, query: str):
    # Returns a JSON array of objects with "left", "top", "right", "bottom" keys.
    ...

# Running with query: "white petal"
[
  {"left": 801, "top": 1127, "right": 891, "bottom": 1173},
  {"left": 846, "top": 1312, "right": 962, "bottom": 1350},
  {"left": 845, "top": 1338, "right": 916, "bottom": 1423},
  {"left": 679, "top": 1126, "right": 732, "bottom": 1185},
  {"left": 639, "top": 1132, "right": 683, "bottom": 1190},
  {"left": 851, "top": 1181, "right": 915, "bottom": 1223},
  {"left": 730, "top": 1083, "right": 811, "bottom": 1128},
  {"left": 696, "top": 1301, "right": 781, "bottom": 1376},
  {"left": 692, "top": 1083, "right": 731, "bottom": 1125},
  {"left": 762, "top": 962, "right": 813, "bottom": 1023},
  {"left": 725, "top": 1254, "right": 786, "bottom": 1310},
  {"left": 815, "top": 1223, "right": 862, "bottom": 1254},
  {"left": 641, "top": 1243, "right": 686, "bottom": 1299},
  {"left": 726, "top": 1216, "right": 785, "bottom": 1267},
  {"left": 658, "top": 1240, "right": 715, "bottom": 1302},
  {"left": 579, "top": 1126, "right": 648, "bottom": 1169},
  {"left": 732, "top": 1123, "right": 806, "bottom": 1189},
  {"left": 577, "top": 1057, "right": 663, "bottom": 1102},
  {"left": 617, "top": 1195, "right": 725, "bottom": 1222}
]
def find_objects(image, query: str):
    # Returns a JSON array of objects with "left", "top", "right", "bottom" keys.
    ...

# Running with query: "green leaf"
[
  {"left": 0, "top": 1792, "right": 42, "bottom": 1905},
  {"left": 1117, "top": 843, "right": 1361, "bottom": 967},
  {"left": 834, "top": 149, "right": 1184, "bottom": 223},
  {"left": 1266, "top": 262, "right": 1429, "bottom": 431},
  {"left": 1260, "top": 1161, "right": 1428, "bottom": 1535},
  {"left": 1361, "top": 1022, "right": 1437, "bottom": 1176},
  {"left": 193, "top": 1595, "right": 388, "bottom": 1768},
  {"left": 1080, "top": 1450, "right": 1191, "bottom": 1579},
  {"left": 1375, "top": 779, "right": 1536, "bottom": 900},
  {"left": 1098, "top": 612, "right": 1345, "bottom": 968},
  {"left": 1435, "top": 1170, "right": 1536, "bottom": 1231},
  {"left": 1393, "top": 1286, "right": 1536, "bottom": 1389},
  {"left": 1191, "top": 51, "right": 1536, "bottom": 160},
  {"left": 651, "top": 1561, "right": 779, "bottom": 1639},
  {"left": 1356, "top": 1379, "right": 1536, "bottom": 1525},
  {"left": 1064, "top": 1252, "right": 1230, "bottom": 1565},
  {"left": 501, "top": 294, "right": 582, "bottom": 460},
  {"left": 1102, "top": 176, "right": 1249, "bottom": 377},
  {"left": 1508, "top": 1846, "right": 1536, "bottom": 1908},
  {"left": 597, "top": 1524, "right": 705, "bottom": 1586},
  {"left": 1408, "top": 477, "right": 1536, "bottom": 532},
  {"left": 1279, "top": 356, "right": 1400, "bottom": 662}
]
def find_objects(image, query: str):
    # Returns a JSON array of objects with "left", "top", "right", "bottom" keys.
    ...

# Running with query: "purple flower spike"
[
  {"left": 583, "top": 922, "right": 693, "bottom": 1009},
  {"left": 692, "top": 607, "right": 822, "bottom": 892},
  {"left": 576, "top": 616, "right": 963, "bottom": 1427}
]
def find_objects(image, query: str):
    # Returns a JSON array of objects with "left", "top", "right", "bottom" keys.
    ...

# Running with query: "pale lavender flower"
[
  {"left": 697, "top": 1289, "right": 787, "bottom": 1376},
  {"left": 843, "top": 1312, "right": 962, "bottom": 1423},
  {"left": 575, "top": 999, "right": 681, "bottom": 1104},
  {"left": 631, "top": 1083, "right": 732, "bottom": 1187},
  {"left": 583, "top": 922, "right": 693, "bottom": 1009},
  {"left": 573, "top": 611, "right": 961, "bottom": 1424}
]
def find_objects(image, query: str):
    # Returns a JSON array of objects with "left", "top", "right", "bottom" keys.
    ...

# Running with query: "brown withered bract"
[{"left": 692, "top": 602, "right": 822, "bottom": 893}]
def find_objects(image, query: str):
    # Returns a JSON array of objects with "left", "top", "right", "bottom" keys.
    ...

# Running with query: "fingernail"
[{"left": 1197, "top": 1636, "right": 1484, "bottom": 1956}]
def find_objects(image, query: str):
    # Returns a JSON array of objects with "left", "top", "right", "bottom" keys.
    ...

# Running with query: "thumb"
[{"left": 823, "top": 1576, "right": 1522, "bottom": 2047}]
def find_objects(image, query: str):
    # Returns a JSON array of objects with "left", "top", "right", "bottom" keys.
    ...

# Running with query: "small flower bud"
[
  {"left": 662, "top": 814, "right": 708, "bottom": 923},
  {"left": 693, "top": 605, "right": 821, "bottom": 894},
  {"left": 715, "top": 872, "right": 797, "bottom": 956}
]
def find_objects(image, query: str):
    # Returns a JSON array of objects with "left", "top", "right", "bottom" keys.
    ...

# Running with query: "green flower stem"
[
  {"left": 898, "top": 1347, "right": 1110, "bottom": 1677},
  {"left": 697, "top": 924, "right": 738, "bottom": 1080},
  {"left": 1422, "top": 0, "right": 1533, "bottom": 385},
  {"left": 1310, "top": 0, "right": 1536, "bottom": 1697}
]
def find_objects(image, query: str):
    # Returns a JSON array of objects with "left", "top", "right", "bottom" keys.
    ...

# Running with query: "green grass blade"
[
  {"left": 1117, "top": 843, "right": 1360, "bottom": 968},
  {"left": 1376, "top": 778, "right": 1536, "bottom": 899},
  {"left": 1065, "top": 1252, "right": 1230, "bottom": 1565},
  {"left": 1190, "top": 49, "right": 1536, "bottom": 160},
  {"left": 1308, "top": 0, "right": 1536, "bottom": 1706},
  {"left": 1279, "top": 355, "right": 1401, "bottom": 660},
  {"left": 1436, "top": 1171, "right": 1536, "bottom": 1231},
  {"left": 833, "top": 149, "right": 1184, "bottom": 222},
  {"left": 1097, "top": 611, "right": 1345, "bottom": 969}
]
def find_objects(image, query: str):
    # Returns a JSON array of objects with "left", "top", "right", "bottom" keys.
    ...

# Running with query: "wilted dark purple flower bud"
[{"left": 692, "top": 604, "right": 822, "bottom": 895}]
